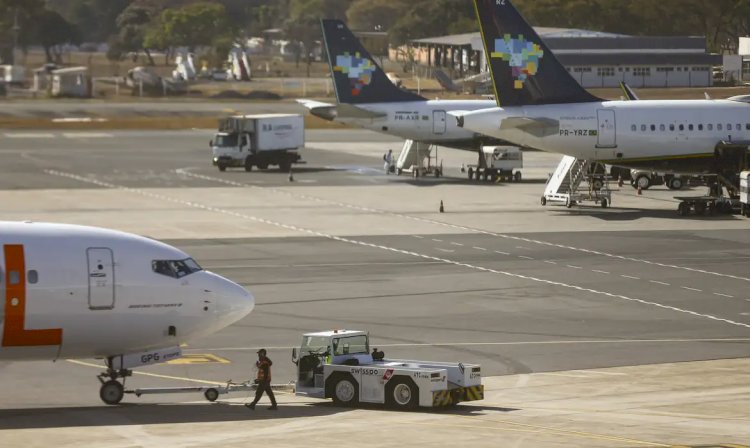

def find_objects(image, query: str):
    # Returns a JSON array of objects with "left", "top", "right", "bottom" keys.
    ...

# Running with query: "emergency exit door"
[
  {"left": 596, "top": 109, "right": 617, "bottom": 148},
  {"left": 87, "top": 248, "right": 115, "bottom": 310},
  {"left": 433, "top": 110, "right": 447, "bottom": 134}
]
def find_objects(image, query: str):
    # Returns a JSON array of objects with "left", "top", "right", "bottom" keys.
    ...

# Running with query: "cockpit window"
[{"left": 152, "top": 258, "right": 203, "bottom": 278}]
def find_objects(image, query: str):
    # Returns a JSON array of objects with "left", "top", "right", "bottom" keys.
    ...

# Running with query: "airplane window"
[
  {"left": 718, "top": 124, "right": 723, "bottom": 131},
  {"left": 727, "top": 123, "right": 731, "bottom": 130},
  {"left": 688, "top": 124, "right": 694, "bottom": 131},
  {"left": 669, "top": 124, "right": 675, "bottom": 131},
  {"left": 679, "top": 124, "right": 684, "bottom": 131},
  {"left": 27, "top": 270, "right": 38, "bottom": 284},
  {"left": 746, "top": 124, "right": 750, "bottom": 130},
  {"left": 640, "top": 125, "right": 646, "bottom": 132},
  {"left": 650, "top": 125, "right": 656, "bottom": 131},
  {"left": 631, "top": 125, "right": 636, "bottom": 132},
  {"left": 699, "top": 124, "right": 704, "bottom": 131},
  {"left": 152, "top": 259, "right": 203, "bottom": 279},
  {"left": 737, "top": 124, "right": 742, "bottom": 131},
  {"left": 660, "top": 124, "right": 665, "bottom": 131},
  {"left": 708, "top": 124, "right": 714, "bottom": 131}
]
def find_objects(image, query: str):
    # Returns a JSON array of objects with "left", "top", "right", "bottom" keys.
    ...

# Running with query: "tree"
[
  {"left": 34, "top": 9, "right": 81, "bottom": 63},
  {"left": 115, "top": 3, "right": 157, "bottom": 64},
  {"left": 285, "top": 0, "right": 348, "bottom": 76},
  {"left": 346, "top": 0, "right": 410, "bottom": 32}
]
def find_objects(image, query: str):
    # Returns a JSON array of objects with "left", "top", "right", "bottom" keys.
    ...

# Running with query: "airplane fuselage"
[
  {"left": 336, "top": 99, "right": 502, "bottom": 150},
  {"left": 459, "top": 99, "right": 750, "bottom": 173},
  {"left": 0, "top": 222, "right": 253, "bottom": 361}
]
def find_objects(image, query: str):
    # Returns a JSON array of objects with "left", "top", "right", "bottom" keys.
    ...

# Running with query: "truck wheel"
[
  {"left": 668, "top": 177, "right": 683, "bottom": 190},
  {"left": 634, "top": 174, "right": 651, "bottom": 190},
  {"left": 244, "top": 157, "right": 253, "bottom": 172},
  {"left": 257, "top": 161, "right": 269, "bottom": 170},
  {"left": 331, "top": 375, "right": 358, "bottom": 406},
  {"left": 678, "top": 202, "right": 690, "bottom": 216},
  {"left": 218, "top": 164, "right": 226, "bottom": 172},
  {"left": 386, "top": 377, "right": 418, "bottom": 409},
  {"left": 467, "top": 168, "right": 473, "bottom": 180},
  {"left": 514, "top": 171, "right": 522, "bottom": 182}
]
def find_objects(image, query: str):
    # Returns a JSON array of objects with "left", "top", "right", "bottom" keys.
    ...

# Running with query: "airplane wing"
[
  {"left": 619, "top": 82, "right": 640, "bottom": 101},
  {"left": 296, "top": 99, "right": 334, "bottom": 110},
  {"left": 500, "top": 117, "right": 559, "bottom": 137}
]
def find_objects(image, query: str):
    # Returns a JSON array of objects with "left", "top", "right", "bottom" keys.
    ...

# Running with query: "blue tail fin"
[
  {"left": 321, "top": 19, "right": 425, "bottom": 104},
  {"left": 473, "top": 0, "right": 600, "bottom": 106}
]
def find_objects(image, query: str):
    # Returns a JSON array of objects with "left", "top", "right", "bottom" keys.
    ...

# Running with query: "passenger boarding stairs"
[
  {"left": 395, "top": 139, "right": 437, "bottom": 176},
  {"left": 542, "top": 156, "right": 610, "bottom": 207}
]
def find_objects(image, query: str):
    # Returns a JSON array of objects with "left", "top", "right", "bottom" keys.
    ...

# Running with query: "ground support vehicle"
[
  {"left": 294, "top": 330, "right": 483, "bottom": 409},
  {"left": 464, "top": 146, "right": 523, "bottom": 183},
  {"left": 542, "top": 157, "right": 611, "bottom": 208},
  {"left": 741, "top": 171, "right": 750, "bottom": 217},
  {"left": 127, "top": 329, "right": 484, "bottom": 410},
  {"left": 630, "top": 170, "right": 688, "bottom": 191},
  {"left": 210, "top": 114, "right": 304, "bottom": 172}
]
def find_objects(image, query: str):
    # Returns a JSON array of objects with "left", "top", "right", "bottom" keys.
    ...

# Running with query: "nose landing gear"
[{"left": 97, "top": 358, "right": 133, "bottom": 405}]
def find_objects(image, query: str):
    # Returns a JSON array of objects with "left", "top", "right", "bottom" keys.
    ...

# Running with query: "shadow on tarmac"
[{"left": 0, "top": 402, "right": 351, "bottom": 430}]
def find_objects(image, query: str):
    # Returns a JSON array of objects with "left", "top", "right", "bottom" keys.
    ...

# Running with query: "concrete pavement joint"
[{"left": 47, "top": 169, "right": 750, "bottom": 331}]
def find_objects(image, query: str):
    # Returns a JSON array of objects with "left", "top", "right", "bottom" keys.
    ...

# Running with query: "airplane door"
[
  {"left": 87, "top": 248, "right": 115, "bottom": 310},
  {"left": 433, "top": 110, "right": 447, "bottom": 135},
  {"left": 596, "top": 109, "right": 617, "bottom": 148}
]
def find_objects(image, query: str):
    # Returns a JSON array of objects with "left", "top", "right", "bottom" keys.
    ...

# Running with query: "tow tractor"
[{"left": 128, "top": 329, "right": 484, "bottom": 409}]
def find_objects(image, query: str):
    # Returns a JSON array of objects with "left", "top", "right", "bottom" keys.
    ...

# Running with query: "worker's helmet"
[{"left": 257, "top": 348, "right": 267, "bottom": 356}]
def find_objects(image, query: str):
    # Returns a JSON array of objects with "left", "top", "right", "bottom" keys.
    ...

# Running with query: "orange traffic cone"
[{"left": 439, "top": 200, "right": 445, "bottom": 213}]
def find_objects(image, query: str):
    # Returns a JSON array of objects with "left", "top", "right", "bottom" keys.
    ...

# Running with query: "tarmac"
[{"left": 0, "top": 128, "right": 748, "bottom": 447}]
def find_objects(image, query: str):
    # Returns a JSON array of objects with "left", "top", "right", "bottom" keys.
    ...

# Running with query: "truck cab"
[
  {"left": 211, "top": 131, "right": 250, "bottom": 171},
  {"left": 293, "top": 329, "right": 483, "bottom": 409}
]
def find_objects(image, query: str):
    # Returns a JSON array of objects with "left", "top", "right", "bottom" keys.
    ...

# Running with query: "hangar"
[{"left": 401, "top": 28, "right": 722, "bottom": 88}]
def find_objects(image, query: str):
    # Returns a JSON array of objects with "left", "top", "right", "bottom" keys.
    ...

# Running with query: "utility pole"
[{"left": 11, "top": 8, "right": 20, "bottom": 65}]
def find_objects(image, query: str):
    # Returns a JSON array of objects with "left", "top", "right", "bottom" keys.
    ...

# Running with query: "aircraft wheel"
[
  {"left": 100, "top": 380, "right": 124, "bottom": 405},
  {"left": 601, "top": 198, "right": 609, "bottom": 208},
  {"left": 204, "top": 388, "right": 220, "bottom": 402}
]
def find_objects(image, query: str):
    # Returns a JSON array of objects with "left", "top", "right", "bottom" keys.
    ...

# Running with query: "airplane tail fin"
[
  {"left": 473, "top": 0, "right": 600, "bottom": 107},
  {"left": 321, "top": 19, "right": 425, "bottom": 104}
]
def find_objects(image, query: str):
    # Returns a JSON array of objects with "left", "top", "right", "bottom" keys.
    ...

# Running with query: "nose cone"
[{"left": 209, "top": 272, "right": 255, "bottom": 327}]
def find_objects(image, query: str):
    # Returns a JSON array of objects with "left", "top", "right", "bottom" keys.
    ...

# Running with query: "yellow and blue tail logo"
[
  {"left": 491, "top": 35, "right": 544, "bottom": 89},
  {"left": 334, "top": 52, "right": 377, "bottom": 97}
]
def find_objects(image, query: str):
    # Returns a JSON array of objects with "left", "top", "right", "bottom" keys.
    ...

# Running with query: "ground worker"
[
  {"left": 245, "top": 348, "right": 278, "bottom": 410},
  {"left": 383, "top": 149, "right": 393, "bottom": 174}
]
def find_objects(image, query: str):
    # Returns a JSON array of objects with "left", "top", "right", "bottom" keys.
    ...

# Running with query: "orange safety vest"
[{"left": 256, "top": 358, "right": 272, "bottom": 382}]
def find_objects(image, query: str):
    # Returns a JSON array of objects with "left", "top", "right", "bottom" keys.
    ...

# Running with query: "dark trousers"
[{"left": 251, "top": 380, "right": 277, "bottom": 406}]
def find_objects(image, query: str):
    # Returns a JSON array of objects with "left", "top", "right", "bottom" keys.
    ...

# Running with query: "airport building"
[{"left": 401, "top": 28, "right": 722, "bottom": 88}]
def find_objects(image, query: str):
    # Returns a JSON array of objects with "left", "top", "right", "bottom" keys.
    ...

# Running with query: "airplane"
[
  {"left": 452, "top": 0, "right": 750, "bottom": 177},
  {"left": 0, "top": 221, "right": 254, "bottom": 405},
  {"left": 297, "top": 19, "right": 506, "bottom": 151}
]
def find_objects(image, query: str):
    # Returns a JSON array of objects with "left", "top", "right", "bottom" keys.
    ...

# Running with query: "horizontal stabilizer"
[
  {"left": 500, "top": 117, "right": 559, "bottom": 137},
  {"left": 336, "top": 104, "right": 387, "bottom": 119}
]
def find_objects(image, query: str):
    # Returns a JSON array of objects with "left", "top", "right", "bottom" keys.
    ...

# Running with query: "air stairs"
[
  {"left": 395, "top": 139, "right": 442, "bottom": 178},
  {"left": 542, "top": 156, "right": 611, "bottom": 208}
]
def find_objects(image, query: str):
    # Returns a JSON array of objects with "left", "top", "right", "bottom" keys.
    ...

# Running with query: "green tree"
[
  {"left": 34, "top": 9, "right": 82, "bottom": 63},
  {"left": 285, "top": 0, "right": 348, "bottom": 76},
  {"left": 346, "top": 0, "right": 410, "bottom": 32}
]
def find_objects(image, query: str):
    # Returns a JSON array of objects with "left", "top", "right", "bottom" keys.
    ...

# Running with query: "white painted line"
[
  {"left": 195, "top": 338, "right": 750, "bottom": 351},
  {"left": 713, "top": 293, "right": 734, "bottom": 298},
  {"left": 495, "top": 251, "right": 510, "bottom": 255},
  {"left": 450, "top": 242, "right": 464, "bottom": 247},
  {"left": 650, "top": 281, "right": 671, "bottom": 286},
  {"left": 62, "top": 132, "right": 114, "bottom": 138},
  {"left": 473, "top": 247, "right": 488, "bottom": 251},
  {"left": 436, "top": 248, "right": 455, "bottom": 253},
  {"left": 432, "top": 239, "right": 443, "bottom": 242},
  {"left": 72, "top": 169, "right": 750, "bottom": 331},
  {"left": 4, "top": 132, "right": 55, "bottom": 138},
  {"left": 621, "top": 275, "right": 641, "bottom": 280},
  {"left": 412, "top": 235, "right": 424, "bottom": 239},
  {"left": 681, "top": 287, "right": 703, "bottom": 292},
  {"left": 569, "top": 370, "right": 627, "bottom": 376},
  {"left": 535, "top": 372, "right": 591, "bottom": 378},
  {"left": 516, "top": 246, "right": 529, "bottom": 250},
  {"left": 544, "top": 260, "right": 557, "bottom": 265},
  {"left": 567, "top": 265, "right": 582, "bottom": 269},
  {"left": 592, "top": 270, "right": 610, "bottom": 275},
  {"left": 176, "top": 169, "right": 750, "bottom": 285},
  {"left": 518, "top": 255, "right": 534, "bottom": 260}
]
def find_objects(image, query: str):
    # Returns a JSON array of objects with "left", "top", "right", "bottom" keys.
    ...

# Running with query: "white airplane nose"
[{"left": 207, "top": 273, "right": 255, "bottom": 326}]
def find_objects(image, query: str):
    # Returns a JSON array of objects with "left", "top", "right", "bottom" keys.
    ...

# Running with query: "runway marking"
[
  {"left": 473, "top": 246, "right": 487, "bottom": 251},
  {"left": 432, "top": 239, "right": 443, "bottom": 242},
  {"left": 495, "top": 251, "right": 510, "bottom": 255},
  {"left": 180, "top": 170, "right": 748, "bottom": 285},
  {"left": 592, "top": 270, "right": 610, "bottom": 275},
  {"left": 714, "top": 293, "right": 734, "bottom": 298},
  {"left": 621, "top": 275, "right": 641, "bottom": 280},
  {"left": 650, "top": 280, "right": 671, "bottom": 286},
  {"left": 436, "top": 248, "right": 455, "bottom": 253},
  {"left": 518, "top": 255, "right": 534, "bottom": 260},
  {"left": 682, "top": 287, "right": 703, "bottom": 292},
  {"left": 3, "top": 132, "right": 55, "bottom": 139},
  {"left": 544, "top": 260, "right": 557, "bottom": 265},
  {"left": 193, "top": 338, "right": 750, "bottom": 352},
  {"left": 412, "top": 235, "right": 424, "bottom": 239},
  {"left": 50, "top": 169, "right": 750, "bottom": 331},
  {"left": 62, "top": 132, "right": 114, "bottom": 139},
  {"left": 450, "top": 242, "right": 464, "bottom": 247},
  {"left": 535, "top": 372, "right": 591, "bottom": 378},
  {"left": 566, "top": 265, "right": 582, "bottom": 269},
  {"left": 167, "top": 353, "right": 230, "bottom": 365},
  {"left": 569, "top": 369, "right": 626, "bottom": 376},
  {"left": 208, "top": 261, "right": 444, "bottom": 269}
]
